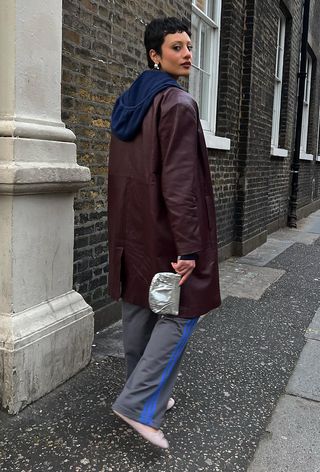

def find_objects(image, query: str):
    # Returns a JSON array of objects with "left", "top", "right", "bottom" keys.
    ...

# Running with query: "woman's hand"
[{"left": 171, "top": 259, "right": 196, "bottom": 286}]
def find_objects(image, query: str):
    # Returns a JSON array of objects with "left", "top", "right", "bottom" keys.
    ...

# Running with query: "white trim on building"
[
  {"left": 271, "top": 13, "right": 288, "bottom": 158},
  {"left": 189, "top": 0, "right": 230, "bottom": 150},
  {"left": 300, "top": 53, "right": 312, "bottom": 159}
]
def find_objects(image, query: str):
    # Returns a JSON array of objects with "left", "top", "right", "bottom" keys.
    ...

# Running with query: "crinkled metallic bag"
[{"left": 149, "top": 272, "right": 181, "bottom": 316}]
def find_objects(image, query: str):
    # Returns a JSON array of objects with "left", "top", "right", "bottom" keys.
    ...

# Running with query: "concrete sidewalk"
[
  {"left": 1, "top": 211, "right": 320, "bottom": 471},
  {"left": 247, "top": 213, "right": 320, "bottom": 472}
]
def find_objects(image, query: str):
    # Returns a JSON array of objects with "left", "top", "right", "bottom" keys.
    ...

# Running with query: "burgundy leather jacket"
[{"left": 108, "top": 87, "right": 221, "bottom": 318}]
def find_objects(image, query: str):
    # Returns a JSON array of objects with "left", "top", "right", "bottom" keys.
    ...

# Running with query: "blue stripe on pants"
[{"left": 139, "top": 318, "right": 197, "bottom": 425}]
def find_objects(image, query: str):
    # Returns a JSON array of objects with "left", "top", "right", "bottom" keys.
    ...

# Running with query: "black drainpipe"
[{"left": 287, "top": 0, "right": 311, "bottom": 228}]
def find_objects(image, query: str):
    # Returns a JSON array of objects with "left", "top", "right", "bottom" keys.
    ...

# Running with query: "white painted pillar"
[{"left": 0, "top": 0, "right": 94, "bottom": 414}]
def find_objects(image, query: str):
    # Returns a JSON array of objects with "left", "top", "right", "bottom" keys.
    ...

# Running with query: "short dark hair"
[{"left": 144, "top": 17, "right": 191, "bottom": 69}]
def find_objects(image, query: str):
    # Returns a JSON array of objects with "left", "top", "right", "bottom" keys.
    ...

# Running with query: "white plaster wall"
[
  {"left": 1, "top": 291, "right": 94, "bottom": 413},
  {"left": 16, "top": 0, "right": 62, "bottom": 122},
  {"left": 12, "top": 194, "right": 74, "bottom": 312},
  {"left": 0, "top": 137, "right": 77, "bottom": 164},
  {"left": 0, "top": 1, "right": 15, "bottom": 118},
  {"left": 11, "top": 138, "right": 78, "bottom": 164},
  {"left": 0, "top": 0, "right": 94, "bottom": 414},
  {"left": 0, "top": 196, "right": 13, "bottom": 314}
]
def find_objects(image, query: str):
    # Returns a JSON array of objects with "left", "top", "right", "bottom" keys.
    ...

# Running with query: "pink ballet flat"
[
  {"left": 166, "top": 397, "right": 175, "bottom": 411},
  {"left": 113, "top": 409, "right": 169, "bottom": 449}
]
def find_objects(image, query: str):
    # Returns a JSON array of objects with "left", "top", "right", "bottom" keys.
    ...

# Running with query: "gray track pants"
[{"left": 112, "top": 301, "right": 198, "bottom": 429}]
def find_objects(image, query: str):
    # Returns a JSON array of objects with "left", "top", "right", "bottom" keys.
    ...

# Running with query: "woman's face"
[{"left": 150, "top": 31, "right": 192, "bottom": 79}]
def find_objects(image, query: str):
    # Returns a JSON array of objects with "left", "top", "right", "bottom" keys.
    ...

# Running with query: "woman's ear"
[{"left": 149, "top": 49, "right": 161, "bottom": 67}]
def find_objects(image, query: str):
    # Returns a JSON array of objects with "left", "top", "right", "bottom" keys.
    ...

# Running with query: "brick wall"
[
  {"left": 62, "top": 0, "right": 191, "bottom": 324},
  {"left": 239, "top": 0, "right": 293, "bottom": 241},
  {"left": 214, "top": 0, "right": 319, "bottom": 251},
  {"left": 268, "top": 0, "right": 301, "bottom": 227},
  {"left": 298, "top": 0, "right": 320, "bottom": 206},
  {"left": 61, "top": 0, "right": 320, "bottom": 327},
  {"left": 212, "top": 0, "right": 246, "bottom": 251},
  {"left": 291, "top": 0, "right": 320, "bottom": 210}
]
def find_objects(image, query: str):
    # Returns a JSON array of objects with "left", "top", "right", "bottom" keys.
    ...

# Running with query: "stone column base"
[{"left": 0, "top": 291, "right": 94, "bottom": 414}]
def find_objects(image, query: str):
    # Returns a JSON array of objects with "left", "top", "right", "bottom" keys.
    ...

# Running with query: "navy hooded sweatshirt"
[{"left": 111, "top": 70, "right": 181, "bottom": 142}]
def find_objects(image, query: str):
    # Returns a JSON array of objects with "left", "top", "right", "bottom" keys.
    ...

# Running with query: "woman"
[{"left": 108, "top": 17, "right": 220, "bottom": 449}]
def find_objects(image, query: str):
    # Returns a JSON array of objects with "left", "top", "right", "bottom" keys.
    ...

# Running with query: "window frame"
[
  {"left": 271, "top": 13, "right": 288, "bottom": 157},
  {"left": 316, "top": 107, "right": 320, "bottom": 162},
  {"left": 300, "top": 53, "right": 313, "bottom": 160},
  {"left": 189, "top": 0, "right": 230, "bottom": 150}
]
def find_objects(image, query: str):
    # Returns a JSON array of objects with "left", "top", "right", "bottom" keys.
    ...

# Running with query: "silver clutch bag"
[{"left": 149, "top": 272, "right": 181, "bottom": 316}]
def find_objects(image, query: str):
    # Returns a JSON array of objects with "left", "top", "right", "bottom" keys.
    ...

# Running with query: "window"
[
  {"left": 189, "top": 0, "right": 230, "bottom": 150},
  {"left": 300, "top": 53, "right": 313, "bottom": 160},
  {"left": 271, "top": 14, "right": 288, "bottom": 157},
  {"left": 316, "top": 107, "right": 320, "bottom": 162}
]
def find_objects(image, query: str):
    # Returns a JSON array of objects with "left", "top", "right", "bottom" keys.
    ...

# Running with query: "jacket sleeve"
[{"left": 158, "top": 95, "right": 203, "bottom": 255}]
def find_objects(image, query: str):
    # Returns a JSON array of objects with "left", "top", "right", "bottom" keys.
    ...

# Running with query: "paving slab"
[
  {"left": 286, "top": 339, "right": 320, "bottom": 402},
  {"left": 296, "top": 215, "right": 320, "bottom": 234},
  {"left": 247, "top": 395, "right": 320, "bottom": 472},
  {"left": 271, "top": 228, "right": 320, "bottom": 245},
  {"left": 236, "top": 238, "right": 293, "bottom": 267},
  {"left": 305, "top": 307, "right": 320, "bottom": 341},
  {"left": 219, "top": 261, "right": 285, "bottom": 300}
]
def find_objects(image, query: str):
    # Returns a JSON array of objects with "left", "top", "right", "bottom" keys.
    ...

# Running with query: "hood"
[{"left": 111, "top": 70, "right": 181, "bottom": 141}]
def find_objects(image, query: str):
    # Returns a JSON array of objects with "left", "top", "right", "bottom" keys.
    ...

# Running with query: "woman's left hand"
[{"left": 171, "top": 259, "right": 196, "bottom": 286}]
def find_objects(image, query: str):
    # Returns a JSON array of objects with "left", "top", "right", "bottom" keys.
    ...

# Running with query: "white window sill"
[
  {"left": 203, "top": 131, "right": 231, "bottom": 150},
  {"left": 299, "top": 151, "right": 313, "bottom": 161},
  {"left": 271, "top": 146, "right": 288, "bottom": 157},
  {"left": 316, "top": 156, "right": 320, "bottom": 162}
]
